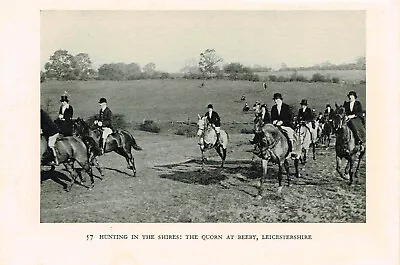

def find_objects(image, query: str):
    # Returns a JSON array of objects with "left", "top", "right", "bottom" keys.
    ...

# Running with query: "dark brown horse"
[
  {"left": 319, "top": 119, "right": 333, "bottom": 148},
  {"left": 72, "top": 118, "right": 142, "bottom": 176},
  {"left": 41, "top": 135, "right": 96, "bottom": 191},
  {"left": 333, "top": 106, "right": 366, "bottom": 185},
  {"left": 253, "top": 116, "right": 301, "bottom": 198}
]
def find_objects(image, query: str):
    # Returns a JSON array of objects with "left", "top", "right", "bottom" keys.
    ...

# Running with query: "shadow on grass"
[
  {"left": 156, "top": 159, "right": 281, "bottom": 187},
  {"left": 41, "top": 168, "right": 90, "bottom": 191},
  {"left": 103, "top": 167, "right": 134, "bottom": 177}
]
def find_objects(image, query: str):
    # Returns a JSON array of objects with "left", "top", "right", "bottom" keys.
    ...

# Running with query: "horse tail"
[{"left": 123, "top": 130, "right": 143, "bottom": 151}]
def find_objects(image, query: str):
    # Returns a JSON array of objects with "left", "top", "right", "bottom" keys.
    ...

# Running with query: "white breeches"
[
  {"left": 48, "top": 133, "right": 59, "bottom": 148},
  {"left": 102, "top": 127, "right": 113, "bottom": 140}
]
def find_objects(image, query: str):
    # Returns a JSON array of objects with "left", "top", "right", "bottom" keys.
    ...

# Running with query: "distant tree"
[
  {"left": 98, "top": 64, "right": 125, "bottom": 80},
  {"left": 311, "top": 73, "right": 326, "bottom": 82},
  {"left": 124, "top": 63, "right": 142, "bottom": 79},
  {"left": 74, "top": 53, "right": 95, "bottom": 80},
  {"left": 143, "top": 62, "right": 156, "bottom": 78},
  {"left": 44, "top": 49, "right": 77, "bottom": 80},
  {"left": 223, "top": 62, "right": 252, "bottom": 80},
  {"left": 355, "top": 56, "right": 366, "bottom": 70},
  {"left": 198, "top": 49, "right": 223, "bottom": 79}
]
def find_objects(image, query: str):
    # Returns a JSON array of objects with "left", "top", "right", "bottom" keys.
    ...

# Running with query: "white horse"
[{"left": 196, "top": 114, "right": 229, "bottom": 168}]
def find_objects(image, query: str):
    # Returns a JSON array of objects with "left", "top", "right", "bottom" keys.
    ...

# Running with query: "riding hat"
[
  {"left": 300, "top": 99, "right": 308, "bottom": 105},
  {"left": 207, "top": 104, "right": 213, "bottom": 109},
  {"left": 272, "top": 93, "right": 282, "bottom": 100},
  {"left": 326, "top": 104, "right": 331, "bottom": 108},
  {"left": 347, "top": 91, "right": 358, "bottom": 99},
  {"left": 60, "top": 95, "right": 69, "bottom": 102},
  {"left": 99, "top": 98, "right": 107, "bottom": 104}
]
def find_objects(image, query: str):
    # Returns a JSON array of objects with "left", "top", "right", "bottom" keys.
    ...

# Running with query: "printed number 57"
[{"left": 86, "top": 235, "right": 93, "bottom": 241}]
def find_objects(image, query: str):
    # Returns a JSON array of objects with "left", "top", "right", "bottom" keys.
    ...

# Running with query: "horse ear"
[{"left": 197, "top": 114, "right": 201, "bottom": 119}]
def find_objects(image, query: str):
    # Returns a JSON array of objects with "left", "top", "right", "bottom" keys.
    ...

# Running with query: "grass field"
[
  {"left": 40, "top": 79, "right": 366, "bottom": 223},
  {"left": 257, "top": 69, "right": 366, "bottom": 83}
]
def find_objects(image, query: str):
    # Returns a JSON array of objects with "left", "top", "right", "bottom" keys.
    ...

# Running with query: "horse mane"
[
  {"left": 261, "top": 124, "right": 282, "bottom": 147},
  {"left": 76, "top": 117, "right": 91, "bottom": 135}
]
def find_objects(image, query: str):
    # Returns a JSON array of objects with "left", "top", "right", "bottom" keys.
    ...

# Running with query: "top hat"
[
  {"left": 347, "top": 91, "right": 358, "bottom": 98},
  {"left": 300, "top": 99, "right": 308, "bottom": 105},
  {"left": 207, "top": 104, "right": 213, "bottom": 109},
  {"left": 273, "top": 93, "right": 283, "bottom": 100},
  {"left": 60, "top": 95, "right": 69, "bottom": 102},
  {"left": 98, "top": 98, "right": 107, "bottom": 104}
]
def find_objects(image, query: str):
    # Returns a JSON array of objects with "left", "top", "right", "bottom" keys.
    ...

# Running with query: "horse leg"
[
  {"left": 257, "top": 159, "right": 268, "bottom": 200},
  {"left": 200, "top": 147, "right": 206, "bottom": 170},
  {"left": 336, "top": 156, "right": 346, "bottom": 180},
  {"left": 277, "top": 162, "right": 284, "bottom": 194},
  {"left": 92, "top": 157, "right": 104, "bottom": 178},
  {"left": 64, "top": 162, "right": 78, "bottom": 192},
  {"left": 354, "top": 151, "right": 365, "bottom": 184},
  {"left": 301, "top": 148, "right": 307, "bottom": 165},
  {"left": 294, "top": 158, "right": 300, "bottom": 178},
  {"left": 283, "top": 159, "right": 290, "bottom": 187},
  {"left": 346, "top": 158, "right": 354, "bottom": 185},
  {"left": 82, "top": 162, "right": 95, "bottom": 189},
  {"left": 312, "top": 143, "right": 316, "bottom": 160},
  {"left": 222, "top": 148, "right": 227, "bottom": 165},
  {"left": 115, "top": 148, "right": 136, "bottom": 176},
  {"left": 215, "top": 146, "right": 223, "bottom": 167}
]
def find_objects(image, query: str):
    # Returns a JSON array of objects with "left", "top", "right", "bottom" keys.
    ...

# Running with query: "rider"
[
  {"left": 324, "top": 104, "right": 335, "bottom": 122},
  {"left": 270, "top": 93, "right": 296, "bottom": 155},
  {"left": 343, "top": 91, "right": 366, "bottom": 149},
  {"left": 297, "top": 99, "right": 315, "bottom": 129},
  {"left": 204, "top": 104, "right": 221, "bottom": 145},
  {"left": 40, "top": 109, "right": 60, "bottom": 165},
  {"left": 95, "top": 98, "right": 113, "bottom": 154},
  {"left": 249, "top": 103, "right": 271, "bottom": 144},
  {"left": 56, "top": 95, "right": 74, "bottom": 136}
]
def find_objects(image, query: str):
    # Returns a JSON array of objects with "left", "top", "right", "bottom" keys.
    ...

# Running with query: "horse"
[
  {"left": 196, "top": 114, "right": 229, "bottom": 168},
  {"left": 41, "top": 135, "right": 96, "bottom": 191},
  {"left": 295, "top": 121, "right": 317, "bottom": 164},
  {"left": 72, "top": 118, "right": 142, "bottom": 176},
  {"left": 333, "top": 106, "right": 366, "bottom": 185},
  {"left": 252, "top": 116, "right": 301, "bottom": 199},
  {"left": 319, "top": 119, "right": 333, "bottom": 147}
]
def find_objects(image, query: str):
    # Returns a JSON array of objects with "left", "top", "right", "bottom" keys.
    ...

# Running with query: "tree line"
[
  {"left": 41, "top": 49, "right": 170, "bottom": 82},
  {"left": 41, "top": 49, "right": 365, "bottom": 83}
]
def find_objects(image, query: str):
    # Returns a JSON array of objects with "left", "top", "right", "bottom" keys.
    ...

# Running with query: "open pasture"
[
  {"left": 257, "top": 69, "right": 366, "bottom": 83},
  {"left": 40, "top": 79, "right": 366, "bottom": 222}
]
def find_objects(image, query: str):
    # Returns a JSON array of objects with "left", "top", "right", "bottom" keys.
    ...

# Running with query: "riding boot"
[
  {"left": 290, "top": 139, "right": 297, "bottom": 157},
  {"left": 216, "top": 133, "right": 221, "bottom": 145},
  {"left": 102, "top": 141, "right": 106, "bottom": 155}
]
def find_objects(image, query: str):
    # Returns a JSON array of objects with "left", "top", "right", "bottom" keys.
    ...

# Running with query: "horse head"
[
  {"left": 333, "top": 105, "right": 346, "bottom": 130},
  {"left": 197, "top": 114, "right": 208, "bottom": 137},
  {"left": 253, "top": 114, "right": 264, "bottom": 133},
  {"left": 72, "top": 117, "right": 91, "bottom": 136}
]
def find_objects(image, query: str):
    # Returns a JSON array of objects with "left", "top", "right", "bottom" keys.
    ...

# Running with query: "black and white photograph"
[{"left": 39, "top": 10, "right": 367, "bottom": 223}]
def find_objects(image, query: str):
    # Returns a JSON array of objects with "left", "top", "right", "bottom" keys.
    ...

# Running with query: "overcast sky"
[{"left": 41, "top": 10, "right": 365, "bottom": 72}]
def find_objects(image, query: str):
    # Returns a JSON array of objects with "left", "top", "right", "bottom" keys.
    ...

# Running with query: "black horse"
[{"left": 72, "top": 118, "right": 142, "bottom": 176}]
